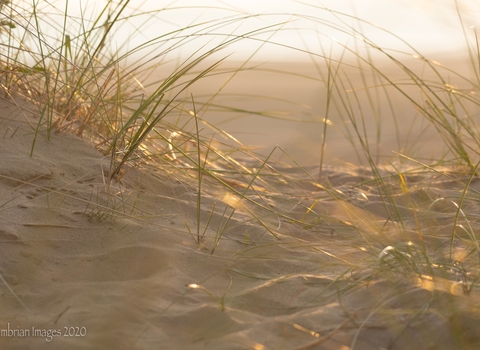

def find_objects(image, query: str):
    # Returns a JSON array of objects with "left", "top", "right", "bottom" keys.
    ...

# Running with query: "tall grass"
[{"left": 2, "top": 0, "right": 480, "bottom": 348}]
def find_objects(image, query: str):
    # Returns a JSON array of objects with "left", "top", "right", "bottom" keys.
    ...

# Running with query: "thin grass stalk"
[
  {"left": 191, "top": 95, "right": 203, "bottom": 244},
  {"left": 317, "top": 46, "right": 334, "bottom": 182},
  {"left": 450, "top": 161, "right": 480, "bottom": 263},
  {"left": 30, "top": 0, "right": 52, "bottom": 153}
]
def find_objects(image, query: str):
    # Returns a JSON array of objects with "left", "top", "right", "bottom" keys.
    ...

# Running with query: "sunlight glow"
[{"left": 49, "top": 0, "right": 480, "bottom": 61}]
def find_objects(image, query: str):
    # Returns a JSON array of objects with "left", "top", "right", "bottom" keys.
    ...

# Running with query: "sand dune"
[{"left": 1, "top": 95, "right": 480, "bottom": 349}]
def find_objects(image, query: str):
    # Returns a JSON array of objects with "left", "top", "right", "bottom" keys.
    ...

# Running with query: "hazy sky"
[
  {"left": 133, "top": 0, "right": 478, "bottom": 59},
  {"left": 37, "top": 0, "right": 480, "bottom": 61}
]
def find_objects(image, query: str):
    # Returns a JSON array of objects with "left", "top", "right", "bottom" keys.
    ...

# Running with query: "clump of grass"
[{"left": 3, "top": 0, "right": 480, "bottom": 348}]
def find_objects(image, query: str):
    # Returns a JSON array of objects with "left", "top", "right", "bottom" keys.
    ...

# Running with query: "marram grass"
[{"left": 2, "top": 0, "right": 480, "bottom": 348}]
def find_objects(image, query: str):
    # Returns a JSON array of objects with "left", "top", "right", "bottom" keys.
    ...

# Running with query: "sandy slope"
[{"left": 0, "top": 95, "right": 480, "bottom": 349}]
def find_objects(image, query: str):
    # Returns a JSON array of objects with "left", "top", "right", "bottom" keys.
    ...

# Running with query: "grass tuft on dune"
[{"left": 1, "top": 1, "right": 480, "bottom": 349}]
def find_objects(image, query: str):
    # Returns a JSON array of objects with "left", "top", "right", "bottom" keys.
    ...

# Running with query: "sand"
[{"left": 1, "top": 94, "right": 480, "bottom": 349}]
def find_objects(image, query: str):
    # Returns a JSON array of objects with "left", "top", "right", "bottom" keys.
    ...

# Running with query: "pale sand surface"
[{"left": 1, "top": 95, "right": 480, "bottom": 349}]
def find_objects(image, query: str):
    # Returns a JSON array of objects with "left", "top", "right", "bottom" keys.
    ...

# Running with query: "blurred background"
[{"left": 20, "top": 0, "right": 480, "bottom": 166}]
